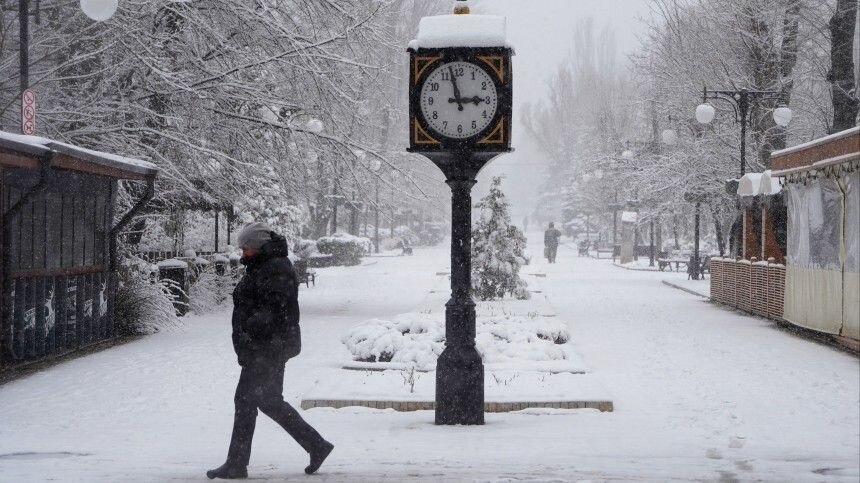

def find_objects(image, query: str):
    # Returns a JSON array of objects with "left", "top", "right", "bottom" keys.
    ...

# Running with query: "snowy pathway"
[{"left": 0, "top": 239, "right": 857, "bottom": 482}]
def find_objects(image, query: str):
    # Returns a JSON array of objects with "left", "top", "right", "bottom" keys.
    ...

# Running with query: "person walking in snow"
[
  {"left": 544, "top": 222, "right": 562, "bottom": 264},
  {"left": 208, "top": 223, "right": 333, "bottom": 480}
]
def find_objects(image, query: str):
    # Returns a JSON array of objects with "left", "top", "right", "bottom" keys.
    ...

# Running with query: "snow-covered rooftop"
[
  {"left": 0, "top": 130, "right": 158, "bottom": 179},
  {"left": 738, "top": 173, "right": 763, "bottom": 197},
  {"left": 759, "top": 170, "right": 783, "bottom": 196},
  {"left": 770, "top": 126, "right": 859, "bottom": 158},
  {"left": 738, "top": 171, "right": 784, "bottom": 197},
  {"left": 409, "top": 14, "right": 508, "bottom": 49}
]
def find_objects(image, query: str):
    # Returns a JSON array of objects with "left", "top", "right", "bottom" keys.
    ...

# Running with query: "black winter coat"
[
  {"left": 544, "top": 228, "right": 561, "bottom": 247},
  {"left": 232, "top": 234, "right": 301, "bottom": 366}
]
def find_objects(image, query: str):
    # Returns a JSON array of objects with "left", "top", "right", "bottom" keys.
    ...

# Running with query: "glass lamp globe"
[
  {"left": 306, "top": 119, "right": 324, "bottom": 134},
  {"left": 370, "top": 159, "right": 382, "bottom": 172},
  {"left": 662, "top": 129, "right": 678, "bottom": 145},
  {"left": 80, "top": 0, "right": 118, "bottom": 21},
  {"left": 773, "top": 106, "right": 792, "bottom": 127},
  {"left": 622, "top": 150, "right": 633, "bottom": 160},
  {"left": 696, "top": 103, "right": 716, "bottom": 124},
  {"left": 593, "top": 169, "right": 604, "bottom": 180}
]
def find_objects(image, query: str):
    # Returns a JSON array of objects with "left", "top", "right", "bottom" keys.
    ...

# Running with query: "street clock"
[
  {"left": 406, "top": 3, "right": 513, "bottom": 427},
  {"left": 408, "top": 47, "right": 513, "bottom": 154}
]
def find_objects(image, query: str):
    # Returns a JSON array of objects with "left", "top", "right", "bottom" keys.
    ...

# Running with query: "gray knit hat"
[{"left": 237, "top": 222, "right": 274, "bottom": 250}]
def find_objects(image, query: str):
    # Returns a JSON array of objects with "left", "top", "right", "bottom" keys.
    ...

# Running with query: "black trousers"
[
  {"left": 547, "top": 245, "right": 558, "bottom": 263},
  {"left": 227, "top": 361, "right": 326, "bottom": 467}
]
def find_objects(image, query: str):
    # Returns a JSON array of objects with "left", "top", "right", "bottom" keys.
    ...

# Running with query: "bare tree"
[{"left": 829, "top": 0, "right": 859, "bottom": 130}]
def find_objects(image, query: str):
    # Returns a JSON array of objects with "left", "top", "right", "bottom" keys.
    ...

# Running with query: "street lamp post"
[
  {"left": 16, "top": 0, "right": 117, "bottom": 133},
  {"left": 370, "top": 159, "right": 382, "bottom": 253},
  {"left": 374, "top": 181, "right": 380, "bottom": 252},
  {"left": 649, "top": 216, "right": 655, "bottom": 267},
  {"left": 683, "top": 192, "right": 708, "bottom": 280},
  {"left": 18, "top": 0, "right": 30, "bottom": 102},
  {"left": 696, "top": 87, "right": 792, "bottom": 177}
]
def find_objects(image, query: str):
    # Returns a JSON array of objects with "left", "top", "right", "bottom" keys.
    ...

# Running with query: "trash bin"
[
  {"left": 157, "top": 258, "right": 190, "bottom": 316},
  {"left": 229, "top": 253, "right": 241, "bottom": 275},
  {"left": 213, "top": 254, "right": 229, "bottom": 276},
  {"left": 191, "top": 256, "right": 210, "bottom": 280}
]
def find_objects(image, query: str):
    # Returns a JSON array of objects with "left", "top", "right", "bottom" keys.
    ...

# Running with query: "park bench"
[
  {"left": 293, "top": 259, "right": 316, "bottom": 287},
  {"left": 658, "top": 258, "right": 688, "bottom": 272},
  {"left": 577, "top": 241, "right": 591, "bottom": 256}
]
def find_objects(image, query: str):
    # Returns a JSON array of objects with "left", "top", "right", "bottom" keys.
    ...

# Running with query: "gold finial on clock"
[{"left": 453, "top": 0, "right": 470, "bottom": 15}]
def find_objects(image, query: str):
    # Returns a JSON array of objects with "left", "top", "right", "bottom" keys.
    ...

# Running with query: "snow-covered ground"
[{"left": 0, "top": 234, "right": 857, "bottom": 482}]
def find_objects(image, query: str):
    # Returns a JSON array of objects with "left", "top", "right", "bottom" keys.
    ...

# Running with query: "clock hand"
[
  {"left": 465, "top": 96, "right": 485, "bottom": 106},
  {"left": 450, "top": 96, "right": 485, "bottom": 106},
  {"left": 448, "top": 66, "right": 464, "bottom": 111}
]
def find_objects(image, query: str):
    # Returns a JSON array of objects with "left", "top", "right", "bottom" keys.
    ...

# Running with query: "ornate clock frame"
[{"left": 408, "top": 46, "right": 513, "bottom": 159}]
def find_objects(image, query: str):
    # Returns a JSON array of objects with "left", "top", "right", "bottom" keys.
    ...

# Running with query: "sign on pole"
[{"left": 22, "top": 89, "right": 36, "bottom": 135}]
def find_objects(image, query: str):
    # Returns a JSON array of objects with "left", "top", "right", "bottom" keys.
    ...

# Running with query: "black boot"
[
  {"left": 206, "top": 462, "right": 248, "bottom": 480},
  {"left": 304, "top": 441, "right": 334, "bottom": 475}
]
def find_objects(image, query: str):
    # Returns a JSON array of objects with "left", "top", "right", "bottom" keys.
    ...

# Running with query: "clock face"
[{"left": 419, "top": 61, "right": 499, "bottom": 139}]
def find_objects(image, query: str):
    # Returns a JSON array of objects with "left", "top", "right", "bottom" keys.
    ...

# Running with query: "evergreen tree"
[{"left": 471, "top": 177, "right": 530, "bottom": 301}]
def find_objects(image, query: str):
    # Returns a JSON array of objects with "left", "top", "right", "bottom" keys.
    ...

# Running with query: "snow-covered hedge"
[
  {"left": 341, "top": 312, "right": 571, "bottom": 371},
  {"left": 188, "top": 266, "right": 232, "bottom": 314},
  {"left": 294, "top": 239, "right": 319, "bottom": 259},
  {"left": 317, "top": 232, "right": 371, "bottom": 266},
  {"left": 114, "top": 266, "right": 181, "bottom": 336}
]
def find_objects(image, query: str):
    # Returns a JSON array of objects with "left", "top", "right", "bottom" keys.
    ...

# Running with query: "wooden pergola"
[{"left": 1, "top": 131, "right": 158, "bottom": 367}]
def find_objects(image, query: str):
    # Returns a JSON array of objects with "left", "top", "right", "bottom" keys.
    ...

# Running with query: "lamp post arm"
[{"left": 705, "top": 93, "right": 741, "bottom": 123}]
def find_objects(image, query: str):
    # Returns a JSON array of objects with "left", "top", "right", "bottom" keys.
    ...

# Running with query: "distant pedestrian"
[
  {"left": 208, "top": 223, "right": 333, "bottom": 480},
  {"left": 523, "top": 215, "right": 530, "bottom": 232},
  {"left": 544, "top": 222, "right": 562, "bottom": 263}
]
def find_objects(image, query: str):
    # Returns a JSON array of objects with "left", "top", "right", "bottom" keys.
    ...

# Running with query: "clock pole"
[{"left": 435, "top": 156, "right": 484, "bottom": 425}]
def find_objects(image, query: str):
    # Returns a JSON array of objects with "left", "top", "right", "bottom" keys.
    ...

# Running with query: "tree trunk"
[
  {"left": 830, "top": 0, "right": 860, "bottom": 132},
  {"left": 672, "top": 213, "right": 680, "bottom": 250},
  {"left": 710, "top": 204, "right": 726, "bottom": 256},
  {"left": 748, "top": 0, "right": 802, "bottom": 168}
]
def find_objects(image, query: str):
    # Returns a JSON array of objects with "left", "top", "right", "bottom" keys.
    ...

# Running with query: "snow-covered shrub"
[
  {"left": 188, "top": 266, "right": 231, "bottom": 314},
  {"left": 341, "top": 311, "right": 571, "bottom": 370},
  {"left": 476, "top": 315, "right": 570, "bottom": 365},
  {"left": 294, "top": 239, "right": 319, "bottom": 259},
  {"left": 417, "top": 223, "right": 446, "bottom": 246},
  {"left": 394, "top": 226, "right": 421, "bottom": 247},
  {"left": 114, "top": 268, "right": 181, "bottom": 336},
  {"left": 317, "top": 232, "right": 371, "bottom": 266},
  {"left": 341, "top": 314, "right": 444, "bottom": 368},
  {"left": 472, "top": 177, "right": 530, "bottom": 300}
]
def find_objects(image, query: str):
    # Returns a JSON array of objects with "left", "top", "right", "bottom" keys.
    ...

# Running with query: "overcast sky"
[{"left": 466, "top": 0, "right": 653, "bottom": 221}]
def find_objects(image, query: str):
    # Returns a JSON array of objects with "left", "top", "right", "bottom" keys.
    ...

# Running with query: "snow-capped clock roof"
[{"left": 409, "top": 14, "right": 508, "bottom": 50}]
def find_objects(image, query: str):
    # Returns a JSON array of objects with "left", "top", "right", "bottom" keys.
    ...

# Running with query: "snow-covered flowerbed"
[{"left": 341, "top": 307, "right": 577, "bottom": 372}]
